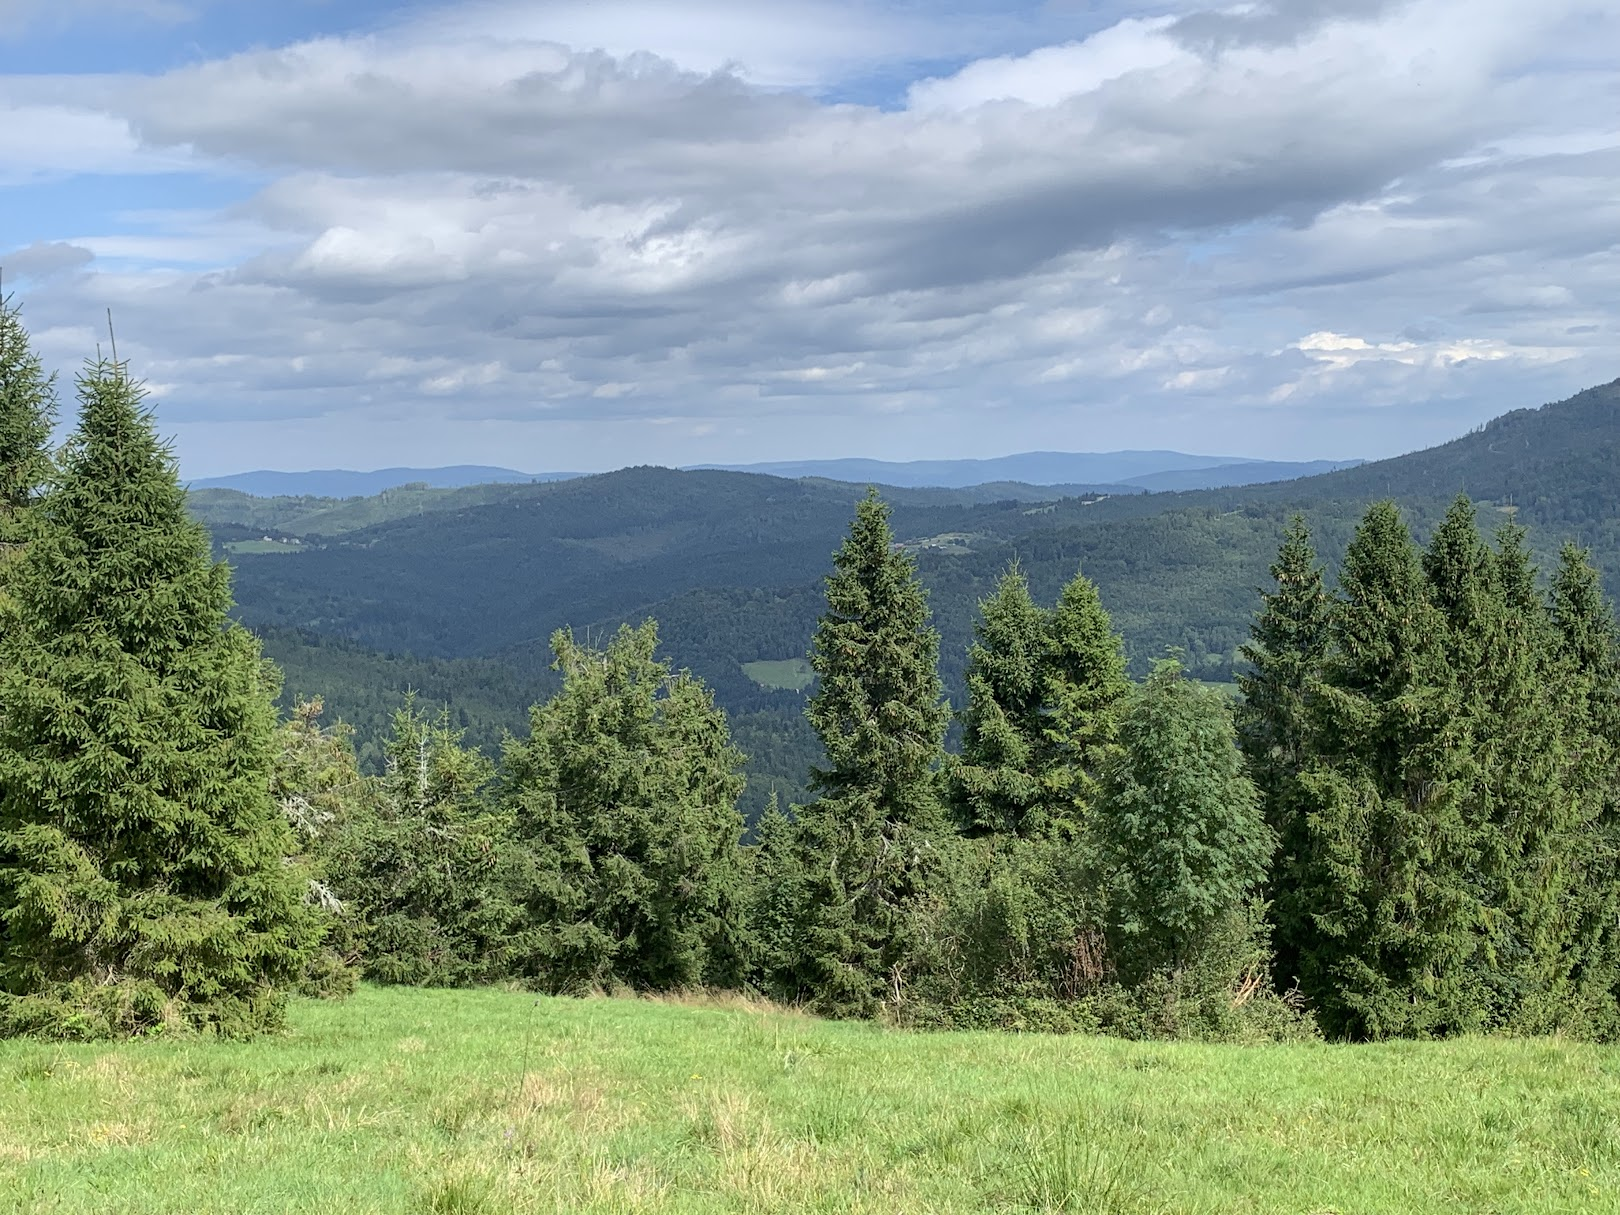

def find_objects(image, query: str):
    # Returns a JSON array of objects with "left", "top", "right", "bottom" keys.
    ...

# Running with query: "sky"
[{"left": 1, "top": 0, "right": 1616, "bottom": 477}]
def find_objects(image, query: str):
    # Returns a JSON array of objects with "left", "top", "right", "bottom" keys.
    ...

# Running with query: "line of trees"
[
  {"left": 2, "top": 296, "right": 1617, "bottom": 1042},
  {"left": 1242, "top": 506, "right": 1620, "bottom": 1039}
]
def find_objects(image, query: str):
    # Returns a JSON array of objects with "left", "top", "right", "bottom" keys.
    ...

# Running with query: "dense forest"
[
  {"left": 4, "top": 295, "right": 1620, "bottom": 1046},
  {"left": 194, "top": 379, "right": 1620, "bottom": 816}
]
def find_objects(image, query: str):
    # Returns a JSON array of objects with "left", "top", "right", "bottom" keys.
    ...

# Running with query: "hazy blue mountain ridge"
[
  {"left": 191, "top": 451, "right": 1361, "bottom": 499},
  {"left": 696, "top": 451, "right": 1363, "bottom": 488}
]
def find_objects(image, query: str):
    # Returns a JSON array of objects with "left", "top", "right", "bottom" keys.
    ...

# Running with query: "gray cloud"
[
  {"left": 1171, "top": 0, "right": 1402, "bottom": 51},
  {"left": 119, "top": 4, "right": 1507, "bottom": 301},
  {"left": 1, "top": 241, "right": 95, "bottom": 281},
  {"left": 6, "top": 0, "right": 1618, "bottom": 475}
]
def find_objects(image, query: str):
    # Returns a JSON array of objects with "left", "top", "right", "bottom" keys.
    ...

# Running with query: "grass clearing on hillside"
[
  {"left": 741, "top": 658, "right": 815, "bottom": 692},
  {"left": 2, "top": 986, "right": 1616, "bottom": 1213},
  {"left": 224, "top": 539, "right": 305, "bottom": 555}
]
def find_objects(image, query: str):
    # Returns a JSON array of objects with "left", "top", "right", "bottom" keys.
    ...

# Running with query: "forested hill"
[
  {"left": 1066, "top": 377, "right": 1620, "bottom": 531},
  {"left": 1246, "top": 376, "right": 1618, "bottom": 521},
  {"left": 187, "top": 472, "right": 1115, "bottom": 543},
  {"left": 199, "top": 376, "right": 1620, "bottom": 808},
  {"left": 191, "top": 465, "right": 580, "bottom": 497}
]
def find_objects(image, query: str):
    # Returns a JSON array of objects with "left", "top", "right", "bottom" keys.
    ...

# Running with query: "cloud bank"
[{"left": 1, "top": 0, "right": 1616, "bottom": 474}]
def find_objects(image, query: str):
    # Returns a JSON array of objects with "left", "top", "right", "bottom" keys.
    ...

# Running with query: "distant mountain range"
[
  {"left": 696, "top": 452, "right": 1361, "bottom": 489},
  {"left": 192, "top": 453, "right": 1361, "bottom": 498}
]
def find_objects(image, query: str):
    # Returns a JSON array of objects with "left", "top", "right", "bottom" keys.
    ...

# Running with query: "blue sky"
[{"left": 2, "top": 0, "right": 1617, "bottom": 476}]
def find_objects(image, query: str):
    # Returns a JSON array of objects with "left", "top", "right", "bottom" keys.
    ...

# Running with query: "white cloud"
[
  {"left": 1294, "top": 330, "right": 1527, "bottom": 371},
  {"left": 906, "top": 18, "right": 1188, "bottom": 111},
  {"left": 0, "top": 103, "right": 166, "bottom": 183}
]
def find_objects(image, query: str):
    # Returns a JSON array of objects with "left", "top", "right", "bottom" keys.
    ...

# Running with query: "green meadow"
[
  {"left": 741, "top": 658, "right": 816, "bottom": 692},
  {"left": 3, "top": 986, "right": 1616, "bottom": 1214},
  {"left": 223, "top": 539, "right": 305, "bottom": 555}
]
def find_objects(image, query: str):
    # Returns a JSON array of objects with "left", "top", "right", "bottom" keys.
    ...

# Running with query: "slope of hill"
[
  {"left": 191, "top": 480, "right": 564, "bottom": 538},
  {"left": 1124, "top": 458, "right": 1364, "bottom": 492},
  {"left": 191, "top": 466, "right": 582, "bottom": 497},
  {"left": 1286, "top": 378, "right": 1619, "bottom": 519}
]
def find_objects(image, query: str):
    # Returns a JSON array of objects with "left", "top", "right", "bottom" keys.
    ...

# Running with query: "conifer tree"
[
  {"left": 1473, "top": 523, "right": 1581, "bottom": 1029},
  {"left": 950, "top": 566, "right": 1048, "bottom": 837},
  {"left": 744, "top": 794, "right": 806, "bottom": 989},
  {"left": 0, "top": 359, "right": 318, "bottom": 1038},
  {"left": 806, "top": 490, "right": 950, "bottom": 814},
  {"left": 1293, "top": 501, "right": 1477, "bottom": 1039},
  {"left": 785, "top": 490, "right": 950, "bottom": 1015},
  {"left": 942, "top": 565, "right": 1129, "bottom": 1011},
  {"left": 1418, "top": 504, "right": 1584, "bottom": 1030},
  {"left": 503, "top": 622, "right": 748, "bottom": 993},
  {"left": 1238, "top": 517, "right": 1331, "bottom": 809},
  {"left": 0, "top": 288, "right": 56, "bottom": 539},
  {"left": 1093, "top": 660, "right": 1271, "bottom": 983},
  {"left": 1548, "top": 544, "right": 1620, "bottom": 1033},
  {"left": 339, "top": 697, "right": 510, "bottom": 987},
  {"left": 1038, "top": 569, "right": 1131, "bottom": 833},
  {"left": 1416, "top": 498, "right": 1498, "bottom": 1001},
  {"left": 1236, "top": 516, "right": 1330, "bottom": 986},
  {"left": 1422, "top": 496, "right": 1493, "bottom": 657},
  {"left": 951, "top": 563, "right": 1128, "bottom": 841}
]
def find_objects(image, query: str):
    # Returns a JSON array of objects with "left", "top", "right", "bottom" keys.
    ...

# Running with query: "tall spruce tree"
[
  {"left": 1417, "top": 498, "right": 1500, "bottom": 1012},
  {"left": 744, "top": 793, "right": 807, "bottom": 990},
  {"left": 0, "top": 288, "right": 56, "bottom": 539},
  {"left": 1293, "top": 501, "right": 1477, "bottom": 1039},
  {"left": 502, "top": 622, "right": 748, "bottom": 993},
  {"left": 1423, "top": 496, "right": 1493, "bottom": 655},
  {"left": 806, "top": 490, "right": 950, "bottom": 813},
  {"left": 950, "top": 566, "right": 1048, "bottom": 837},
  {"left": 1474, "top": 523, "right": 1581, "bottom": 1030},
  {"left": 1548, "top": 544, "right": 1620, "bottom": 1034},
  {"left": 784, "top": 490, "right": 950, "bottom": 1015},
  {"left": 1238, "top": 517, "right": 1331, "bottom": 814},
  {"left": 1236, "top": 516, "right": 1330, "bottom": 987},
  {"left": 0, "top": 359, "right": 318, "bottom": 1038},
  {"left": 1039, "top": 569, "right": 1130, "bottom": 832},
  {"left": 1418, "top": 503, "right": 1585, "bottom": 1031}
]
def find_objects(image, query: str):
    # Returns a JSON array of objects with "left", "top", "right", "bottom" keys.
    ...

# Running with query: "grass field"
[
  {"left": 3, "top": 986, "right": 1617, "bottom": 1214},
  {"left": 741, "top": 658, "right": 815, "bottom": 692}
]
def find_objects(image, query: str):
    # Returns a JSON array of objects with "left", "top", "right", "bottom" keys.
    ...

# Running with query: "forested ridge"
[
  {"left": 196, "top": 378, "right": 1620, "bottom": 814},
  {"left": 5, "top": 293, "right": 1620, "bottom": 1046}
]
